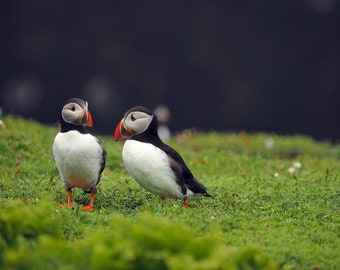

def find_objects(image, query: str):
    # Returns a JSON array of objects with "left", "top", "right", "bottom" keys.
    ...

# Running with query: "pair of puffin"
[{"left": 53, "top": 98, "right": 211, "bottom": 212}]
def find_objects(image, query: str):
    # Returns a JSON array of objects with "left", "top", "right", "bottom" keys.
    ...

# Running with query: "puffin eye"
[
  {"left": 131, "top": 114, "right": 136, "bottom": 121},
  {"left": 71, "top": 105, "right": 76, "bottom": 111}
]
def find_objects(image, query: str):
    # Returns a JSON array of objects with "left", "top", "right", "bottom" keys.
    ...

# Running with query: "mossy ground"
[{"left": 0, "top": 116, "right": 339, "bottom": 269}]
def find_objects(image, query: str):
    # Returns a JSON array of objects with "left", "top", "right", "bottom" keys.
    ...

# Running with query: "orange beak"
[
  {"left": 84, "top": 108, "right": 93, "bottom": 127},
  {"left": 114, "top": 119, "right": 132, "bottom": 141},
  {"left": 114, "top": 120, "right": 124, "bottom": 141}
]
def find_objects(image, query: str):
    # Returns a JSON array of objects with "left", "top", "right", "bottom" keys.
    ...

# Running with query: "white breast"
[
  {"left": 52, "top": 130, "right": 103, "bottom": 190},
  {"left": 122, "top": 140, "right": 184, "bottom": 199}
]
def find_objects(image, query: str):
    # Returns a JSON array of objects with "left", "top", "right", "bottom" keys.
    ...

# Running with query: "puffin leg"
[
  {"left": 59, "top": 190, "right": 74, "bottom": 208},
  {"left": 183, "top": 198, "right": 189, "bottom": 208},
  {"left": 82, "top": 193, "right": 96, "bottom": 212}
]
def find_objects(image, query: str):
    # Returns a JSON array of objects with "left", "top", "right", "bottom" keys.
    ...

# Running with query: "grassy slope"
[{"left": 0, "top": 116, "right": 339, "bottom": 269}]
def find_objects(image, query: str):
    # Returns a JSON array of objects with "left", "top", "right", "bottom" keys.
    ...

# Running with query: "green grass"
[{"left": 0, "top": 115, "right": 339, "bottom": 269}]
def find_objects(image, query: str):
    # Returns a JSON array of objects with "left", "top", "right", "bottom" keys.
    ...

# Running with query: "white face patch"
[
  {"left": 124, "top": 111, "right": 153, "bottom": 135},
  {"left": 61, "top": 102, "right": 84, "bottom": 125}
]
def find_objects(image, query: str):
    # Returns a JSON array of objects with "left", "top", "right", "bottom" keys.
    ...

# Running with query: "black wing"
[
  {"left": 159, "top": 142, "right": 211, "bottom": 197},
  {"left": 95, "top": 137, "right": 107, "bottom": 186}
]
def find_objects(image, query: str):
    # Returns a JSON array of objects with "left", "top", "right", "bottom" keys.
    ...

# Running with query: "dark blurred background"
[{"left": 1, "top": 0, "right": 339, "bottom": 141}]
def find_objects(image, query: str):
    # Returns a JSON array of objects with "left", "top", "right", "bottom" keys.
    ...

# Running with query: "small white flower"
[
  {"left": 293, "top": 161, "right": 302, "bottom": 168},
  {"left": 274, "top": 173, "right": 279, "bottom": 178},
  {"left": 288, "top": 167, "right": 295, "bottom": 174}
]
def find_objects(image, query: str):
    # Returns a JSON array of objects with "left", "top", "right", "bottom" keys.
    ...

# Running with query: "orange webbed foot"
[
  {"left": 59, "top": 190, "right": 73, "bottom": 208},
  {"left": 183, "top": 198, "right": 189, "bottom": 208},
  {"left": 59, "top": 202, "right": 74, "bottom": 208},
  {"left": 82, "top": 204, "right": 94, "bottom": 212},
  {"left": 82, "top": 193, "right": 96, "bottom": 212}
]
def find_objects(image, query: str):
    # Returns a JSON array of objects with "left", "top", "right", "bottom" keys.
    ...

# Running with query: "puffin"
[
  {"left": 114, "top": 106, "right": 211, "bottom": 208},
  {"left": 52, "top": 98, "right": 106, "bottom": 212}
]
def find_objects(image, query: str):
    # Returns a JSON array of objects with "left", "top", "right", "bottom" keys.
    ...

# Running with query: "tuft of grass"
[{"left": 0, "top": 115, "right": 339, "bottom": 269}]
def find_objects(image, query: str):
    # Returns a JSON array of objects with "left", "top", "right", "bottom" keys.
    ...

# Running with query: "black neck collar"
[{"left": 59, "top": 116, "right": 89, "bottom": 134}]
